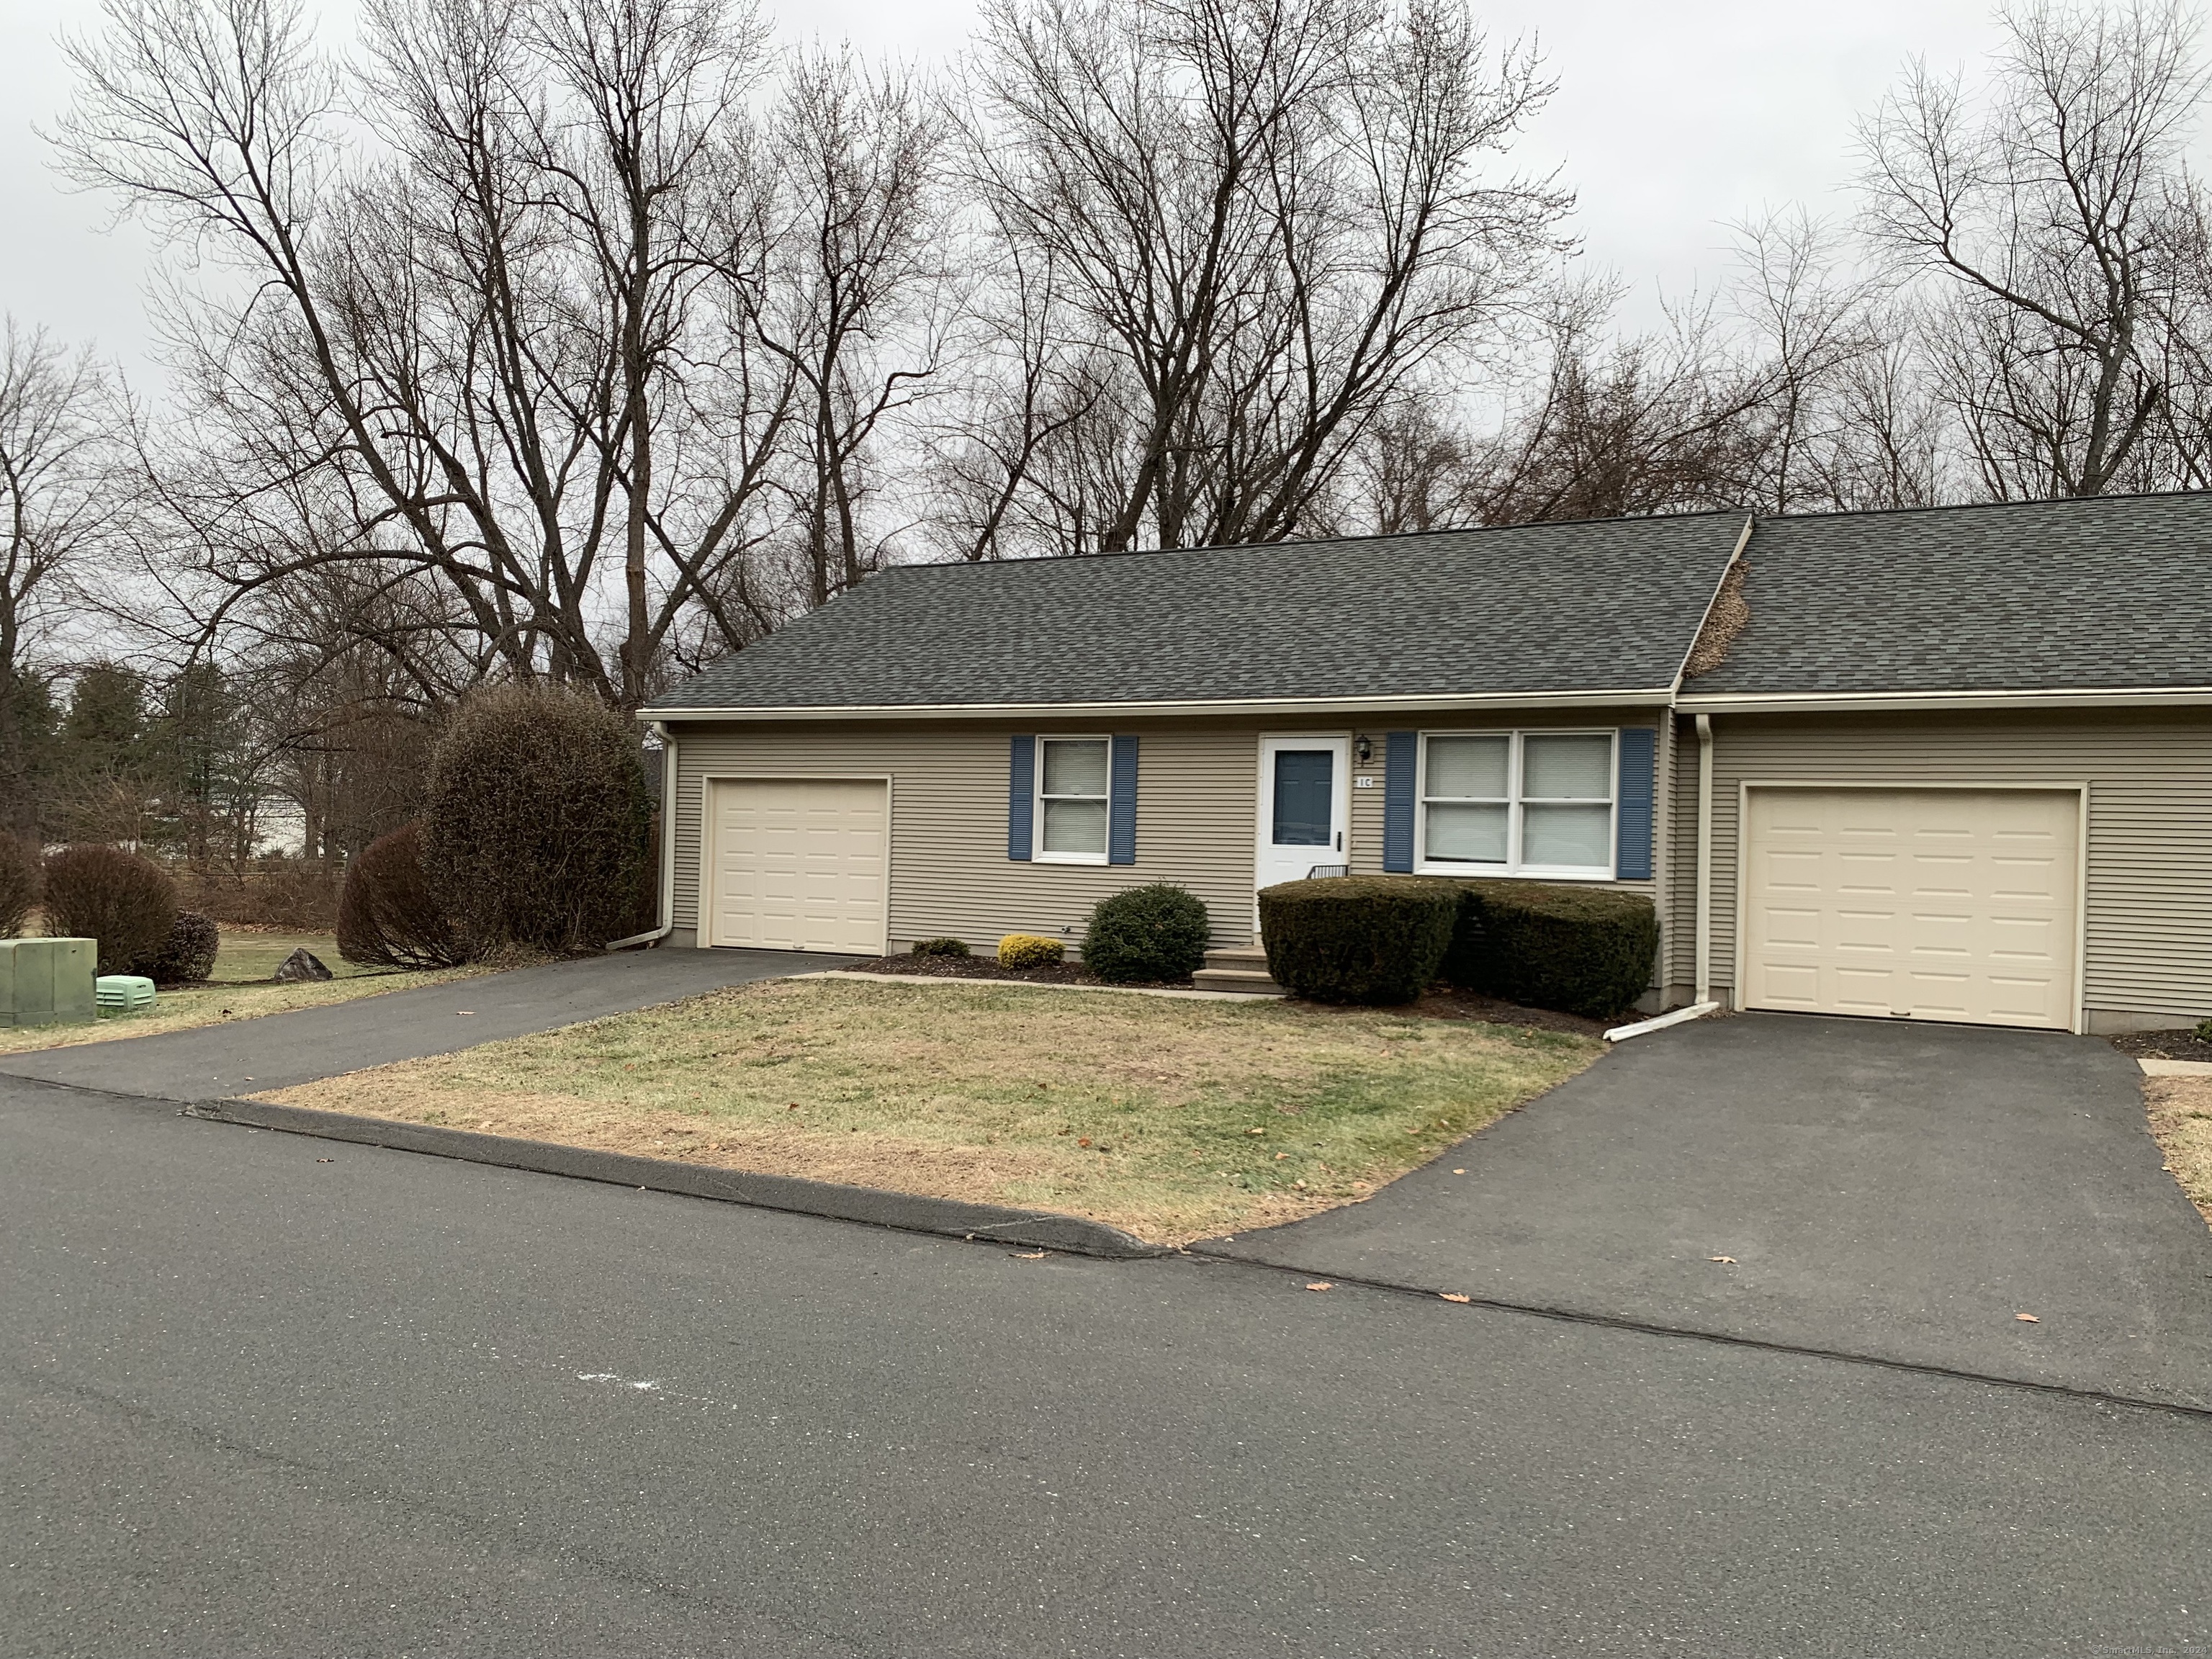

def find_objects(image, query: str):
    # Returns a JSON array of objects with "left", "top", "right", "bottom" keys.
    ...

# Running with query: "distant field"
[{"left": 210, "top": 931, "right": 376, "bottom": 982}]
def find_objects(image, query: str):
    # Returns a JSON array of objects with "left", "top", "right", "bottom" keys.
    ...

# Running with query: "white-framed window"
[
  {"left": 1418, "top": 730, "right": 1616, "bottom": 878},
  {"left": 1035, "top": 736, "right": 1111, "bottom": 863}
]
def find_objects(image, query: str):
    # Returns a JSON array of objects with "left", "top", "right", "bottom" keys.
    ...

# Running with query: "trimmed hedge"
[
  {"left": 1257, "top": 876, "right": 1457, "bottom": 1004},
  {"left": 0, "top": 832, "right": 37, "bottom": 938},
  {"left": 910, "top": 936, "right": 970, "bottom": 958},
  {"left": 135, "top": 909, "right": 220, "bottom": 986},
  {"left": 419, "top": 685, "right": 653, "bottom": 955},
  {"left": 998, "top": 933, "right": 1064, "bottom": 968},
  {"left": 42, "top": 845, "right": 179, "bottom": 976},
  {"left": 338, "top": 822, "right": 467, "bottom": 970},
  {"left": 1082, "top": 884, "right": 1210, "bottom": 984},
  {"left": 1444, "top": 880, "right": 1658, "bottom": 1018}
]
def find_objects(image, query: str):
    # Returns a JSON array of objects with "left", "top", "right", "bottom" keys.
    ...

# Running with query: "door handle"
[{"left": 1334, "top": 830, "right": 1342, "bottom": 851}]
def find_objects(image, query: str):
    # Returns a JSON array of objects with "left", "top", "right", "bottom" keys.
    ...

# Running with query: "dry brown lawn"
[
  {"left": 256, "top": 976, "right": 1603, "bottom": 1244},
  {"left": 2145, "top": 1076, "right": 2212, "bottom": 1230}
]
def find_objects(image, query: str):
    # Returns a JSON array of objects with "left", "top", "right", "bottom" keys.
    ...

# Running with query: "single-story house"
[{"left": 642, "top": 493, "right": 2212, "bottom": 1035}]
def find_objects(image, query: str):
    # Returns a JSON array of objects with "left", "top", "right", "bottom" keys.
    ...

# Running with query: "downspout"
[
  {"left": 1694, "top": 714, "right": 1714, "bottom": 1005},
  {"left": 607, "top": 720, "right": 678, "bottom": 951},
  {"left": 1649, "top": 514, "right": 1748, "bottom": 1030}
]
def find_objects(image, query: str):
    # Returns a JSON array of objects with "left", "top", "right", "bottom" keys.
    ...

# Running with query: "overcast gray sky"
[{"left": 0, "top": 0, "right": 2009, "bottom": 383}]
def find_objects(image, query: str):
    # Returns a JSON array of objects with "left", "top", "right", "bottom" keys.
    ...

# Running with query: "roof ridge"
[
  {"left": 873, "top": 507, "right": 1746, "bottom": 575},
  {"left": 1749, "top": 487, "right": 2212, "bottom": 526}
]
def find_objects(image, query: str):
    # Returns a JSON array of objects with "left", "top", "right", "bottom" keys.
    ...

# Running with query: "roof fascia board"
[
  {"left": 1676, "top": 685, "right": 2212, "bottom": 714},
  {"left": 644, "top": 687, "right": 1676, "bottom": 724}
]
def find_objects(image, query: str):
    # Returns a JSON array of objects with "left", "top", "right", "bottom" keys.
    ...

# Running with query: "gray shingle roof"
[
  {"left": 655, "top": 513, "right": 1745, "bottom": 711},
  {"left": 1693, "top": 493, "right": 2212, "bottom": 695}
]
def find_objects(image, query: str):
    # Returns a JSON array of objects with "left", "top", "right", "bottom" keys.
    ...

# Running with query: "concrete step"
[
  {"left": 1202, "top": 947, "right": 1272, "bottom": 970},
  {"left": 1193, "top": 950, "right": 1285, "bottom": 996}
]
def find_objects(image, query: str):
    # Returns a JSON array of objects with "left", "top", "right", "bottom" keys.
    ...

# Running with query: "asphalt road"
[{"left": 6, "top": 1074, "right": 2211, "bottom": 1658}]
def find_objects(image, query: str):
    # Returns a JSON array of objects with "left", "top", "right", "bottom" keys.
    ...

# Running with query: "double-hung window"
[
  {"left": 1419, "top": 731, "right": 1615, "bottom": 878},
  {"left": 1035, "top": 737, "right": 1110, "bottom": 863}
]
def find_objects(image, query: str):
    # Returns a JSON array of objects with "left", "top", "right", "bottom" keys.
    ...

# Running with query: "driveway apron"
[
  {"left": 0, "top": 947, "right": 853, "bottom": 1099},
  {"left": 1200, "top": 1012, "right": 2212, "bottom": 1406}
]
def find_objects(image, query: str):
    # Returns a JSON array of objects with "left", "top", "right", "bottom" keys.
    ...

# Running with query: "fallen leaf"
[
  {"left": 1012, "top": 1250, "right": 1048, "bottom": 1259},
  {"left": 1708, "top": 1256, "right": 1737, "bottom": 1264},
  {"left": 2016, "top": 1313, "right": 2041, "bottom": 1323},
  {"left": 314, "top": 1157, "right": 335, "bottom": 1164},
  {"left": 1078, "top": 1137, "right": 1092, "bottom": 1147},
  {"left": 1273, "top": 1151, "right": 1289, "bottom": 1160},
  {"left": 1246, "top": 1127, "right": 1266, "bottom": 1136},
  {"left": 1452, "top": 1168, "right": 1465, "bottom": 1175},
  {"left": 1305, "top": 1282, "right": 1333, "bottom": 1292},
  {"left": 457, "top": 1010, "right": 476, "bottom": 1017},
  {"left": 1293, "top": 1180, "right": 1307, "bottom": 1189},
  {"left": 1439, "top": 1292, "right": 1471, "bottom": 1304}
]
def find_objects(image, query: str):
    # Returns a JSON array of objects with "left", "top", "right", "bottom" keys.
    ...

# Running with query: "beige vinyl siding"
[
  {"left": 1665, "top": 714, "right": 1702, "bottom": 996},
  {"left": 1684, "top": 710, "right": 2212, "bottom": 1022},
  {"left": 669, "top": 709, "right": 1663, "bottom": 958},
  {"left": 674, "top": 719, "right": 1266, "bottom": 949}
]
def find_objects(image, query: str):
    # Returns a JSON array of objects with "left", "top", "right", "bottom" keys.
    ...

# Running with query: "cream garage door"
[
  {"left": 706, "top": 778, "right": 888, "bottom": 954},
  {"left": 1741, "top": 787, "right": 2080, "bottom": 1030}
]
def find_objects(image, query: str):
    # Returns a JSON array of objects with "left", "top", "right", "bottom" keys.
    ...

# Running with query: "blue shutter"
[
  {"left": 1616, "top": 727, "right": 1655, "bottom": 880},
  {"left": 1108, "top": 734, "right": 1138, "bottom": 865},
  {"left": 1007, "top": 735, "right": 1035, "bottom": 860},
  {"left": 1382, "top": 732, "right": 1418, "bottom": 873}
]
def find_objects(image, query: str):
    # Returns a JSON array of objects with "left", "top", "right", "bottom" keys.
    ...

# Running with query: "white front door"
[{"left": 1255, "top": 736, "right": 1352, "bottom": 902}]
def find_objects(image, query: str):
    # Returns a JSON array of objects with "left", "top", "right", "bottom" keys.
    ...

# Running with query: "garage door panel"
[
  {"left": 709, "top": 778, "right": 888, "bottom": 955},
  {"left": 1743, "top": 788, "right": 2077, "bottom": 1030}
]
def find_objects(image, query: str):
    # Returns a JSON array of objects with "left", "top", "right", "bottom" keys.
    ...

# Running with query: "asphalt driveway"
[
  {"left": 0, "top": 946, "right": 853, "bottom": 1099},
  {"left": 1202, "top": 1012, "right": 2212, "bottom": 1408}
]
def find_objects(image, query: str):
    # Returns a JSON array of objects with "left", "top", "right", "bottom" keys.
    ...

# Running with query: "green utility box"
[{"left": 0, "top": 938, "right": 99, "bottom": 1028}]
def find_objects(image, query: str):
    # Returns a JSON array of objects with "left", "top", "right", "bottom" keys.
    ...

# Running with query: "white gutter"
[
  {"left": 1694, "top": 713, "right": 1714, "bottom": 1006},
  {"left": 606, "top": 720, "right": 679, "bottom": 952},
  {"left": 640, "top": 686, "right": 1676, "bottom": 724},
  {"left": 1677, "top": 684, "right": 2212, "bottom": 714}
]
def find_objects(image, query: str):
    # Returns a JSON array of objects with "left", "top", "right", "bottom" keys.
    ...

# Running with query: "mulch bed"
[
  {"left": 1403, "top": 986, "right": 1615, "bottom": 1039},
  {"left": 846, "top": 953, "right": 1195, "bottom": 991},
  {"left": 2110, "top": 1028, "right": 2212, "bottom": 1064},
  {"left": 842, "top": 952, "right": 1613, "bottom": 1036}
]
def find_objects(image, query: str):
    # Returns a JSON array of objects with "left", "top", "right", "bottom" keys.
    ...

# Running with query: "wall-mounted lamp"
[{"left": 1354, "top": 735, "right": 1373, "bottom": 764}]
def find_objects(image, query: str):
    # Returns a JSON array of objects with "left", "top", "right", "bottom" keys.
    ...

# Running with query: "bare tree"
[
  {"left": 950, "top": 0, "right": 1572, "bottom": 557},
  {"left": 763, "top": 48, "right": 951, "bottom": 606},
  {"left": 0, "top": 323, "right": 123, "bottom": 840},
  {"left": 55, "top": 0, "right": 793, "bottom": 710},
  {"left": 1858, "top": 0, "right": 2208, "bottom": 498}
]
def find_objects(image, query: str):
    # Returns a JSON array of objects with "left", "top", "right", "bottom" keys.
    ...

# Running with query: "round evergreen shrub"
[
  {"left": 42, "top": 845, "right": 179, "bottom": 975},
  {"left": 910, "top": 937, "right": 970, "bottom": 958},
  {"left": 338, "top": 822, "right": 467, "bottom": 969},
  {"left": 0, "top": 832, "right": 39, "bottom": 938},
  {"left": 1082, "top": 884, "right": 1210, "bottom": 983},
  {"left": 997, "top": 933, "right": 1064, "bottom": 968},
  {"left": 418, "top": 685, "right": 653, "bottom": 955},
  {"left": 1257, "top": 876, "right": 1457, "bottom": 1004},
  {"left": 134, "top": 909, "right": 220, "bottom": 986},
  {"left": 1442, "top": 880, "right": 1659, "bottom": 1018}
]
